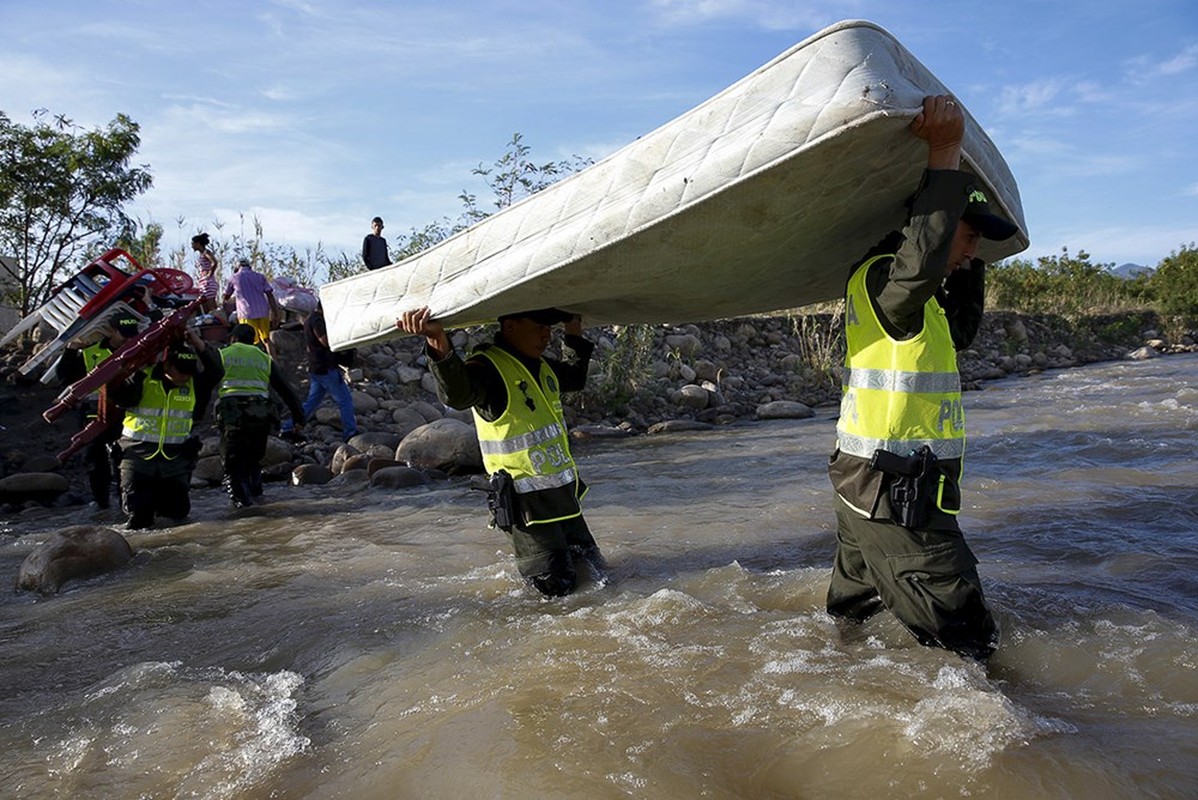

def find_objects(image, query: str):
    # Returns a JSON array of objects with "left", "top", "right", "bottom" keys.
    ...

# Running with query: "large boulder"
[
  {"left": 0, "top": 472, "right": 70, "bottom": 506},
  {"left": 16, "top": 525, "right": 134, "bottom": 595},
  {"left": 261, "top": 435, "right": 294, "bottom": 467},
  {"left": 396, "top": 418, "right": 483, "bottom": 474}
]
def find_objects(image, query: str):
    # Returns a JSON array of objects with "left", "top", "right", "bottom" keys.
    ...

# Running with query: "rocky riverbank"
[{"left": 1, "top": 307, "right": 1193, "bottom": 510}]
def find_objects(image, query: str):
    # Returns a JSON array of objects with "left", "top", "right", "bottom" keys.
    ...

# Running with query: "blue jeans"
[{"left": 283, "top": 370, "right": 358, "bottom": 440}]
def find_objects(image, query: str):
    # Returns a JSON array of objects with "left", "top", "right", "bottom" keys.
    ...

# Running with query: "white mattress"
[{"left": 322, "top": 19, "right": 1028, "bottom": 350}]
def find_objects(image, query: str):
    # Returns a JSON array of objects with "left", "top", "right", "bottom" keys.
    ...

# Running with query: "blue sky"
[{"left": 1, "top": 0, "right": 1195, "bottom": 271}]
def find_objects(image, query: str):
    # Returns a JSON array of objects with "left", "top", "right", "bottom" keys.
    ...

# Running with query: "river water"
[{"left": 1, "top": 354, "right": 1196, "bottom": 799}]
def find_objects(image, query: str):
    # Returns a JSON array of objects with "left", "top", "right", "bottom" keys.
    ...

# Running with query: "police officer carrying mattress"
[
  {"left": 398, "top": 305, "right": 606, "bottom": 598},
  {"left": 824, "top": 96, "right": 1018, "bottom": 660},
  {"left": 216, "top": 323, "right": 304, "bottom": 507}
]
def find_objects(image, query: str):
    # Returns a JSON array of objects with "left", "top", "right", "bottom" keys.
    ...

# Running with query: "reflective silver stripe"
[
  {"left": 513, "top": 468, "right": 576, "bottom": 494},
  {"left": 478, "top": 422, "right": 565, "bottom": 456},
  {"left": 223, "top": 379, "right": 268, "bottom": 389},
  {"left": 845, "top": 368, "right": 961, "bottom": 394},
  {"left": 836, "top": 430, "right": 965, "bottom": 460},
  {"left": 122, "top": 431, "right": 189, "bottom": 444}
]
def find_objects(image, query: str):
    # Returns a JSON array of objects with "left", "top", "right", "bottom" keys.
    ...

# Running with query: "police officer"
[
  {"left": 216, "top": 323, "right": 304, "bottom": 507},
  {"left": 825, "top": 96, "right": 1019, "bottom": 660},
  {"left": 107, "top": 330, "right": 221, "bottom": 529},
  {"left": 398, "top": 305, "right": 606, "bottom": 597},
  {"left": 58, "top": 311, "right": 142, "bottom": 509}
]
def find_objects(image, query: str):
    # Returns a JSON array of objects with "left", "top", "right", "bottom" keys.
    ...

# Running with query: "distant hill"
[{"left": 1110, "top": 262, "right": 1153, "bottom": 279}]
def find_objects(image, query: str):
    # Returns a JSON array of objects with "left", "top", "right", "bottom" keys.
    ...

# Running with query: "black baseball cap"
[
  {"left": 166, "top": 344, "right": 199, "bottom": 374},
  {"left": 108, "top": 312, "right": 141, "bottom": 336},
  {"left": 498, "top": 308, "right": 573, "bottom": 325},
  {"left": 961, "top": 187, "right": 1019, "bottom": 241}
]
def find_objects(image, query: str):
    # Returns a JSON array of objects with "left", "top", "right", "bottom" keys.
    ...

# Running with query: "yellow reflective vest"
[
  {"left": 471, "top": 346, "right": 585, "bottom": 525},
  {"left": 81, "top": 342, "right": 113, "bottom": 404},
  {"left": 836, "top": 254, "right": 965, "bottom": 463},
  {"left": 219, "top": 342, "right": 271, "bottom": 398},
  {"left": 121, "top": 371, "right": 196, "bottom": 459}
]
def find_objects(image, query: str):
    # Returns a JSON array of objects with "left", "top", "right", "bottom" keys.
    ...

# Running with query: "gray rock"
[
  {"left": 0, "top": 472, "right": 70, "bottom": 506},
  {"left": 396, "top": 418, "right": 483, "bottom": 474},
  {"left": 755, "top": 400, "right": 815, "bottom": 420},
  {"left": 390, "top": 406, "right": 430, "bottom": 439},
  {"left": 342, "top": 454, "right": 372, "bottom": 472},
  {"left": 348, "top": 431, "right": 402, "bottom": 452},
  {"left": 292, "top": 463, "right": 334, "bottom": 485},
  {"left": 676, "top": 384, "right": 710, "bottom": 409},
  {"left": 16, "top": 525, "right": 134, "bottom": 595},
  {"left": 330, "top": 444, "right": 361, "bottom": 474},
  {"left": 571, "top": 424, "right": 633, "bottom": 439},
  {"left": 1128, "top": 346, "right": 1160, "bottom": 360},
  {"left": 370, "top": 466, "right": 430, "bottom": 489},
  {"left": 664, "top": 333, "right": 702, "bottom": 357},
  {"left": 192, "top": 455, "right": 223, "bottom": 484},
  {"left": 262, "top": 436, "right": 293, "bottom": 467},
  {"left": 351, "top": 391, "right": 379, "bottom": 414},
  {"left": 647, "top": 419, "right": 715, "bottom": 435},
  {"left": 21, "top": 455, "right": 61, "bottom": 473}
]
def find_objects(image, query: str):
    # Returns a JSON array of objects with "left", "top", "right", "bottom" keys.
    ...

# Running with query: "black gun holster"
[
  {"left": 472, "top": 469, "right": 518, "bottom": 532},
  {"left": 870, "top": 445, "right": 938, "bottom": 530}
]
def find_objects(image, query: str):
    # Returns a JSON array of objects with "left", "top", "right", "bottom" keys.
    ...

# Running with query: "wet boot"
[{"left": 223, "top": 470, "right": 254, "bottom": 508}]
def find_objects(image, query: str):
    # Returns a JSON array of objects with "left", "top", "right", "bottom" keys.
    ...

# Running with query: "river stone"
[
  {"left": 262, "top": 436, "right": 293, "bottom": 467},
  {"left": 397, "top": 365, "right": 425, "bottom": 384},
  {"left": 571, "top": 424, "right": 633, "bottom": 439},
  {"left": 351, "top": 391, "right": 379, "bottom": 413},
  {"left": 21, "top": 455, "right": 61, "bottom": 473},
  {"left": 676, "top": 384, "right": 710, "bottom": 409},
  {"left": 366, "top": 457, "right": 403, "bottom": 477},
  {"left": 0, "top": 472, "right": 70, "bottom": 506},
  {"left": 342, "top": 454, "right": 372, "bottom": 472},
  {"left": 370, "top": 466, "right": 430, "bottom": 489},
  {"left": 292, "top": 463, "right": 334, "bottom": 485},
  {"left": 1128, "top": 346, "right": 1160, "bottom": 360},
  {"left": 327, "top": 469, "right": 370, "bottom": 489},
  {"left": 390, "top": 406, "right": 429, "bottom": 439},
  {"left": 16, "top": 525, "right": 134, "bottom": 595},
  {"left": 348, "top": 431, "right": 402, "bottom": 452},
  {"left": 192, "top": 455, "right": 223, "bottom": 484},
  {"left": 330, "top": 444, "right": 361, "bottom": 474},
  {"left": 647, "top": 420, "right": 715, "bottom": 435},
  {"left": 409, "top": 400, "right": 444, "bottom": 423},
  {"left": 396, "top": 418, "right": 483, "bottom": 474},
  {"left": 755, "top": 400, "right": 815, "bottom": 420}
]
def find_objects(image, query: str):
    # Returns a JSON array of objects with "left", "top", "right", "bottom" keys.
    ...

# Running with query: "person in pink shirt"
[{"left": 223, "top": 258, "right": 280, "bottom": 357}]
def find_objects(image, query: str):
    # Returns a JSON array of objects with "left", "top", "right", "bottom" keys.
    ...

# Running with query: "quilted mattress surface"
[{"left": 322, "top": 19, "right": 1028, "bottom": 350}]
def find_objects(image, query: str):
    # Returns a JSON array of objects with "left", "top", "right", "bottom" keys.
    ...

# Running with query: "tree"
[
  {"left": 1146, "top": 242, "right": 1198, "bottom": 324},
  {"left": 0, "top": 109, "right": 152, "bottom": 315}
]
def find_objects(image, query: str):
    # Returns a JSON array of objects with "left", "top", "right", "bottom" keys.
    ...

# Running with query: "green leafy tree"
[
  {"left": 113, "top": 219, "right": 164, "bottom": 270},
  {"left": 0, "top": 109, "right": 152, "bottom": 315},
  {"left": 1146, "top": 242, "right": 1198, "bottom": 324},
  {"left": 986, "top": 247, "right": 1140, "bottom": 318}
]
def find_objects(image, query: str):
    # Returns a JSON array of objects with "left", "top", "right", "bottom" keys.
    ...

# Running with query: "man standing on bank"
[
  {"left": 216, "top": 323, "right": 306, "bottom": 507},
  {"left": 398, "top": 306, "right": 606, "bottom": 597},
  {"left": 825, "top": 95, "right": 1018, "bottom": 660},
  {"left": 362, "top": 217, "right": 390, "bottom": 271}
]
